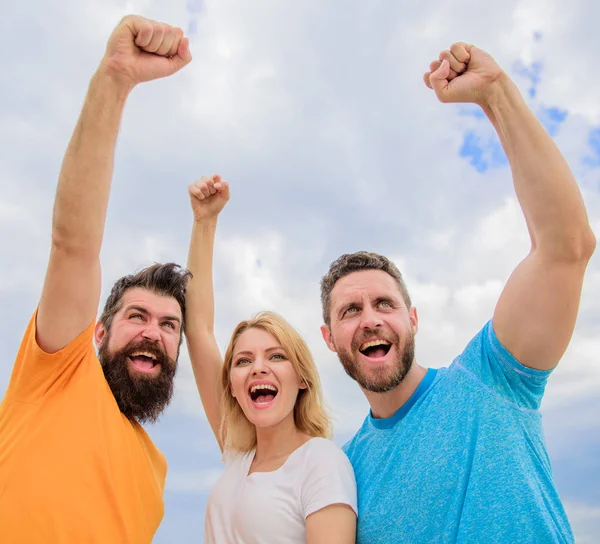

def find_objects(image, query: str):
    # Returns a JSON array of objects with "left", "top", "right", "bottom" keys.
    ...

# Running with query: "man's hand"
[
  {"left": 423, "top": 43, "right": 506, "bottom": 106},
  {"left": 189, "top": 175, "right": 230, "bottom": 222},
  {"left": 99, "top": 15, "right": 192, "bottom": 88}
]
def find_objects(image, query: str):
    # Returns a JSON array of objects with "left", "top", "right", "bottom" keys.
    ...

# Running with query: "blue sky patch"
[
  {"left": 538, "top": 106, "right": 568, "bottom": 137},
  {"left": 459, "top": 130, "right": 507, "bottom": 173},
  {"left": 513, "top": 60, "right": 543, "bottom": 99},
  {"left": 583, "top": 128, "right": 600, "bottom": 167}
]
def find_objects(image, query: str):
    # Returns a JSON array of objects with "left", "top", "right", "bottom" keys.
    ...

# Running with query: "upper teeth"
[
  {"left": 131, "top": 351, "right": 156, "bottom": 360},
  {"left": 250, "top": 384, "right": 277, "bottom": 393},
  {"left": 361, "top": 340, "right": 391, "bottom": 350}
]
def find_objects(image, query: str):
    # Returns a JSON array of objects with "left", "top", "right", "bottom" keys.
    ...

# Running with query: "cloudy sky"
[{"left": 2, "top": 0, "right": 599, "bottom": 541}]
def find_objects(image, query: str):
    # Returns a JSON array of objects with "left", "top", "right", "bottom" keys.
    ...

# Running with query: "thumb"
[
  {"left": 171, "top": 37, "right": 192, "bottom": 70},
  {"left": 429, "top": 59, "right": 451, "bottom": 101}
]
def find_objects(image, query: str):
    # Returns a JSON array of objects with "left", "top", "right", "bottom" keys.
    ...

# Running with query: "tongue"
[
  {"left": 255, "top": 394, "right": 275, "bottom": 404},
  {"left": 367, "top": 347, "right": 387, "bottom": 359},
  {"left": 131, "top": 357, "right": 155, "bottom": 370}
]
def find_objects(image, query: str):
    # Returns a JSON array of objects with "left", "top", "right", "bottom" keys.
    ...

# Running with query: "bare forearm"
[
  {"left": 185, "top": 216, "right": 224, "bottom": 446},
  {"left": 51, "top": 70, "right": 132, "bottom": 255},
  {"left": 186, "top": 218, "right": 218, "bottom": 334},
  {"left": 483, "top": 76, "right": 594, "bottom": 259}
]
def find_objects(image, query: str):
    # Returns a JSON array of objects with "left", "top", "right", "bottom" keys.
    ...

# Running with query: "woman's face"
[{"left": 229, "top": 327, "right": 306, "bottom": 429}]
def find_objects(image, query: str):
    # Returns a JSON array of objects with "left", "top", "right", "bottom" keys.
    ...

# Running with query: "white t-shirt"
[{"left": 204, "top": 437, "right": 357, "bottom": 543}]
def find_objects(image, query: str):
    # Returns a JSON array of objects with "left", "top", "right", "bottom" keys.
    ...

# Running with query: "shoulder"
[
  {"left": 298, "top": 438, "right": 355, "bottom": 479},
  {"left": 302, "top": 437, "right": 349, "bottom": 463}
]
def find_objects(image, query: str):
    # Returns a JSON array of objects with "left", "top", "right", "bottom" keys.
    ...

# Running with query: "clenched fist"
[
  {"left": 189, "top": 175, "right": 231, "bottom": 222},
  {"left": 423, "top": 43, "right": 507, "bottom": 106},
  {"left": 99, "top": 15, "right": 192, "bottom": 88}
]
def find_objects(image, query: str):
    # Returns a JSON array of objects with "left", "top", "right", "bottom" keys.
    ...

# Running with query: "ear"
[
  {"left": 320, "top": 324, "right": 336, "bottom": 352},
  {"left": 299, "top": 379, "right": 308, "bottom": 390},
  {"left": 95, "top": 321, "right": 107, "bottom": 349},
  {"left": 409, "top": 306, "right": 419, "bottom": 335}
]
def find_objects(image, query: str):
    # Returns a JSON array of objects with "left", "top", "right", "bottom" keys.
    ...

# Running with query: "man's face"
[
  {"left": 95, "top": 287, "right": 183, "bottom": 423},
  {"left": 321, "top": 270, "right": 418, "bottom": 393}
]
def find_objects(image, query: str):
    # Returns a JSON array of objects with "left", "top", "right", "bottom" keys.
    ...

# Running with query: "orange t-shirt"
[{"left": 0, "top": 312, "right": 167, "bottom": 544}]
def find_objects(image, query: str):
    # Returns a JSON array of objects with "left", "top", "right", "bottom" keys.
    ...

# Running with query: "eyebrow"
[
  {"left": 234, "top": 346, "right": 285, "bottom": 357},
  {"left": 125, "top": 305, "right": 182, "bottom": 325}
]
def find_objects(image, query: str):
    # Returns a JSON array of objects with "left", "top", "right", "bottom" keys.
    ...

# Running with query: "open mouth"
[
  {"left": 359, "top": 339, "right": 392, "bottom": 360},
  {"left": 248, "top": 383, "right": 279, "bottom": 406},
  {"left": 128, "top": 351, "right": 160, "bottom": 373}
]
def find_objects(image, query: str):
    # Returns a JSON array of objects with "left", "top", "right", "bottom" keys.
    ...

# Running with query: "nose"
[
  {"left": 360, "top": 305, "right": 383, "bottom": 331},
  {"left": 141, "top": 321, "right": 161, "bottom": 342},
  {"left": 251, "top": 357, "right": 269, "bottom": 376}
]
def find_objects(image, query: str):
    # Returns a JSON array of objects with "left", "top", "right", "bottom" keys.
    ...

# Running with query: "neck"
[
  {"left": 254, "top": 413, "right": 307, "bottom": 461},
  {"left": 364, "top": 362, "right": 428, "bottom": 419}
]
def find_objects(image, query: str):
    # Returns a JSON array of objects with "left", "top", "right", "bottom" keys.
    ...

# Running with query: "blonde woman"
[{"left": 186, "top": 175, "right": 357, "bottom": 544}]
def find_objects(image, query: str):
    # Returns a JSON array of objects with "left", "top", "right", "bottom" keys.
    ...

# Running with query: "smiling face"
[
  {"left": 321, "top": 269, "right": 418, "bottom": 393},
  {"left": 95, "top": 287, "right": 183, "bottom": 423},
  {"left": 229, "top": 327, "right": 306, "bottom": 430}
]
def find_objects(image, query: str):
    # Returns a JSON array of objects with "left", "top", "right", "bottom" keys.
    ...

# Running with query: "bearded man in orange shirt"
[{"left": 0, "top": 15, "right": 192, "bottom": 543}]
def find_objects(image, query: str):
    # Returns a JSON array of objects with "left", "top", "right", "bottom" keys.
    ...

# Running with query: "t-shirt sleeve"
[
  {"left": 453, "top": 320, "right": 552, "bottom": 410},
  {"left": 4, "top": 310, "right": 96, "bottom": 403},
  {"left": 300, "top": 439, "right": 358, "bottom": 519}
]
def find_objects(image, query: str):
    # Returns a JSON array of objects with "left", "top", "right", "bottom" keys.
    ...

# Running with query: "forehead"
[
  {"left": 234, "top": 328, "right": 279, "bottom": 353},
  {"left": 331, "top": 270, "right": 402, "bottom": 306},
  {"left": 118, "top": 287, "right": 182, "bottom": 319}
]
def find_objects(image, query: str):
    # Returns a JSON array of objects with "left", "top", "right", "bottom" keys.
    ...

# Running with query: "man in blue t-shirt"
[{"left": 319, "top": 42, "right": 595, "bottom": 543}]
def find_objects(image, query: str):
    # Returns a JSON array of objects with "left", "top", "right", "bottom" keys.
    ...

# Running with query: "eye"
[
  {"left": 378, "top": 301, "right": 392, "bottom": 309},
  {"left": 130, "top": 313, "right": 144, "bottom": 321},
  {"left": 162, "top": 321, "right": 175, "bottom": 330},
  {"left": 235, "top": 358, "right": 251, "bottom": 366},
  {"left": 270, "top": 353, "right": 286, "bottom": 361},
  {"left": 344, "top": 306, "right": 358, "bottom": 316}
]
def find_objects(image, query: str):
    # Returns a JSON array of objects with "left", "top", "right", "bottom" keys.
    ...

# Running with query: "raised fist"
[
  {"left": 423, "top": 43, "right": 507, "bottom": 106},
  {"left": 99, "top": 15, "right": 192, "bottom": 88},
  {"left": 189, "top": 175, "right": 231, "bottom": 222}
]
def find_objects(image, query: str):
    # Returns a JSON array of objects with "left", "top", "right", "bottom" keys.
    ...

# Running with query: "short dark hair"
[
  {"left": 320, "top": 251, "right": 411, "bottom": 324},
  {"left": 99, "top": 263, "right": 192, "bottom": 338}
]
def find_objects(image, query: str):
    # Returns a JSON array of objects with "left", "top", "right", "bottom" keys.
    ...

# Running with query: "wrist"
[
  {"left": 93, "top": 61, "right": 136, "bottom": 101},
  {"left": 193, "top": 216, "right": 219, "bottom": 230},
  {"left": 479, "top": 72, "right": 522, "bottom": 117}
]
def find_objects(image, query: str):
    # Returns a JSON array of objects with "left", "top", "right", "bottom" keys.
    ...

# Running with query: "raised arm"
[
  {"left": 37, "top": 16, "right": 192, "bottom": 353},
  {"left": 186, "top": 175, "right": 230, "bottom": 449},
  {"left": 425, "top": 44, "right": 595, "bottom": 370}
]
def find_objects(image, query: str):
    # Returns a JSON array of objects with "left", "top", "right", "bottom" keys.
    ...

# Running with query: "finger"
[
  {"left": 156, "top": 26, "right": 176, "bottom": 57},
  {"left": 189, "top": 184, "right": 205, "bottom": 200},
  {"left": 428, "top": 59, "right": 451, "bottom": 101},
  {"left": 200, "top": 183, "right": 212, "bottom": 198},
  {"left": 429, "top": 60, "right": 441, "bottom": 73},
  {"left": 219, "top": 181, "right": 231, "bottom": 202},
  {"left": 131, "top": 18, "right": 154, "bottom": 48},
  {"left": 447, "top": 68, "right": 459, "bottom": 81},
  {"left": 450, "top": 42, "right": 471, "bottom": 64},
  {"left": 206, "top": 178, "right": 217, "bottom": 195},
  {"left": 168, "top": 28, "right": 183, "bottom": 58},
  {"left": 439, "top": 50, "right": 466, "bottom": 74},
  {"left": 143, "top": 24, "right": 166, "bottom": 54},
  {"left": 423, "top": 71, "right": 433, "bottom": 89},
  {"left": 172, "top": 37, "right": 192, "bottom": 68}
]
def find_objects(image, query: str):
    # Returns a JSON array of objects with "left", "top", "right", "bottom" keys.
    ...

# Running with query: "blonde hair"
[{"left": 220, "top": 311, "right": 331, "bottom": 452}]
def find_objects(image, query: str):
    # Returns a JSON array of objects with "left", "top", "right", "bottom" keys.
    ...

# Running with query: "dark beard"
[
  {"left": 98, "top": 335, "right": 177, "bottom": 424},
  {"left": 336, "top": 329, "right": 415, "bottom": 393}
]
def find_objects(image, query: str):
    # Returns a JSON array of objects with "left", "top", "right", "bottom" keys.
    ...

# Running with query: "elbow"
[
  {"left": 545, "top": 226, "right": 596, "bottom": 264},
  {"left": 574, "top": 227, "right": 596, "bottom": 263}
]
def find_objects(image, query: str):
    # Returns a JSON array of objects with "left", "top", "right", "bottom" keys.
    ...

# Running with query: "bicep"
[
  {"left": 306, "top": 504, "right": 356, "bottom": 544},
  {"left": 37, "top": 246, "right": 101, "bottom": 354},
  {"left": 493, "top": 251, "right": 588, "bottom": 370}
]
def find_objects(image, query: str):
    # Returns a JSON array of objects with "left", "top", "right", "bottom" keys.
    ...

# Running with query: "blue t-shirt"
[{"left": 344, "top": 321, "right": 574, "bottom": 544}]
